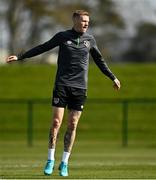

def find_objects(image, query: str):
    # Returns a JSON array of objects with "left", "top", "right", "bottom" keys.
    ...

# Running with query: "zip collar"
[{"left": 71, "top": 28, "right": 84, "bottom": 36}]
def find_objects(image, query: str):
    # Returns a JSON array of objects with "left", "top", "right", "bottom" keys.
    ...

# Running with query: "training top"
[{"left": 18, "top": 28, "right": 116, "bottom": 89}]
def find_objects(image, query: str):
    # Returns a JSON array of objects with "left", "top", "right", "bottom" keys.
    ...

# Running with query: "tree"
[
  {"left": 3, "top": 0, "right": 54, "bottom": 53},
  {"left": 91, "top": 0, "right": 124, "bottom": 27},
  {"left": 89, "top": 0, "right": 125, "bottom": 61},
  {"left": 0, "top": 0, "right": 124, "bottom": 60},
  {"left": 1, "top": 0, "right": 88, "bottom": 54},
  {"left": 123, "top": 23, "right": 156, "bottom": 62}
]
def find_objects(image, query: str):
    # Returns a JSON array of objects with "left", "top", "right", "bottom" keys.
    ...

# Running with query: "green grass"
[
  {"left": 1, "top": 141, "right": 156, "bottom": 179},
  {"left": 0, "top": 63, "right": 156, "bottom": 99},
  {"left": 1, "top": 63, "right": 156, "bottom": 178}
]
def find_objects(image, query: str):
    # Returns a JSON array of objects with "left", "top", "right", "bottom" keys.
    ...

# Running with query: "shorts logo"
[
  {"left": 53, "top": 98, "right": 59, "bottom": 104},
  {"left": 84, "top": 41, "right": 90, "bottom": 48},
  {"left": 81, "top": 105, "right": 84, "bottom": 109},
  {"left": 67, "top": 40, "right": 72, "bottom": 45}
]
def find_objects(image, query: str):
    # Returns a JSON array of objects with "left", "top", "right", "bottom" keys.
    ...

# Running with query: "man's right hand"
[{"left": 6, "top": 55, "right": 18, "bottom": 63}]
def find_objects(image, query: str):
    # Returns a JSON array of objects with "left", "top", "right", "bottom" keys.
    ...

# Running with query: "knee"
[
  {"left": 53, "top": 118, "right": 61, "bottom": 129},
  {"left": 68, "top": 119, "right": 78, "bottom": 131}
]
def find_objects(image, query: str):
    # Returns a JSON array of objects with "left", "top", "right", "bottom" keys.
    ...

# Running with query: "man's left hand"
[{"left": 113, "top": 78, "right": 121, "bottom": 90}]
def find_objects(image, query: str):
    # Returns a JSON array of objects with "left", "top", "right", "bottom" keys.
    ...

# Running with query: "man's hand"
[
  {"left": 113, "top": 78, "right": 121, "bottom": 90},
  {"left": 6, "top": 55, "right": 18, "bottom": 63}
]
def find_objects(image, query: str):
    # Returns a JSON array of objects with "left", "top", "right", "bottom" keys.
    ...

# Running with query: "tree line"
[{"left": 0, "top": 0, "right": 156, "bottom": 62}]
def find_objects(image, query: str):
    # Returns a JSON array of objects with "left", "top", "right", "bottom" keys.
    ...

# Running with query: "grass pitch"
[
  {"left": 1, "top": 140, "right": 156, "bottom": 179},
  {"left": 1, "top": 63, "right": 156, "bottom": 179}
]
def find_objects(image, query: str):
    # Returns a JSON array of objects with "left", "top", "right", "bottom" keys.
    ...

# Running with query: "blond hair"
[{"left": 72, "top": 10, "right": 89, "bottom": 19}]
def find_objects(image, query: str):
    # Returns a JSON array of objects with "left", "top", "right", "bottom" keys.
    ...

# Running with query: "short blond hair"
[{"left": 72, "top": 10, "right": 89, "bottom": 19}]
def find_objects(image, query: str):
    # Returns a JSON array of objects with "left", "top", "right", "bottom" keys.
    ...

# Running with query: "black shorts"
[{"left": 52, "top": 85, "right": 87, "bottom": 111}]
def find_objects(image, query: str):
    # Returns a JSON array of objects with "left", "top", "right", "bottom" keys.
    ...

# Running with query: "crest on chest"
[{"left": 83, "top": 40, "right": 90, "bottom": 48}]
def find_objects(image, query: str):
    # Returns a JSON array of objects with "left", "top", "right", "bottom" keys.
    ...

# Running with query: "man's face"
[{"left": 73, "top": 15, "right": 89, "bottom": 33}]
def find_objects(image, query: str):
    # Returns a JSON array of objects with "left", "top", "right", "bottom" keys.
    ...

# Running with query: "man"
[{"left": 6, "top": 10, "right": 121, "bottom": 177}]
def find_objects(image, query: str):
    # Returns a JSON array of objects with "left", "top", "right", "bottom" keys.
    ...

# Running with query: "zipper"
[{"left": 76, "top": 37, "right": 80, "bottom": 47}]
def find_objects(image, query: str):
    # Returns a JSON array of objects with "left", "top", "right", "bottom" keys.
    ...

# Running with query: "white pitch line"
[{"left": 1, "top": 161, "right": 156, "bottom": 168}]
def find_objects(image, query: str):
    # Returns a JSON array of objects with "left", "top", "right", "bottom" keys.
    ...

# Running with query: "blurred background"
[
  {"left": 0, "top": 0, "right": 156, "bottom": 178},
  {"left": 1, "top": 0, "right": 156, "bottom": 63}
]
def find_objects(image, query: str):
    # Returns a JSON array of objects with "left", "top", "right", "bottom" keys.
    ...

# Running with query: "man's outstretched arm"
[
  {"left": 90, "top": 38, "right": 121, "bottom": 90},
  {"left": 6, "top": 32, "right": 62, "bottom": 63}
]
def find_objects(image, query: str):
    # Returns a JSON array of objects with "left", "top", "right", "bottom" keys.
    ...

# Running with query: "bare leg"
[
  {"left": 48, "top": 107, "right": 65, "bottom": 149},
  {"left": 64, "top": 110, "right": 82, "bottom": 153}
]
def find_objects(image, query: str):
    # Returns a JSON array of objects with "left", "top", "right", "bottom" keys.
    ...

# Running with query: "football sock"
[
  {"left": 48, "top": 148, "right": 55, "bottom": 161},
  {"left": 61, "top": 151, "right": 70, "bottom": 164}
]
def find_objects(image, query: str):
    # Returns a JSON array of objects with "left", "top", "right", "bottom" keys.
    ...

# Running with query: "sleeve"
[
  {"left": 17, "top": 32, "right": 62, "bottom": 60},
  {"left": 90, "top": 37, "right": 116, "bottom": 81}
]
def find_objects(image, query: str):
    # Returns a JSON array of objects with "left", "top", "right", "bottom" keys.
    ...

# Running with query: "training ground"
[{"left": 0, "top": 63, "right": 156, "bottom": 179}]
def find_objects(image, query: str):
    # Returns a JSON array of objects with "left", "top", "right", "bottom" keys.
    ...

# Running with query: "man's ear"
[{"left": 72, "top": 17, "right": 77, "bottom": 25}]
